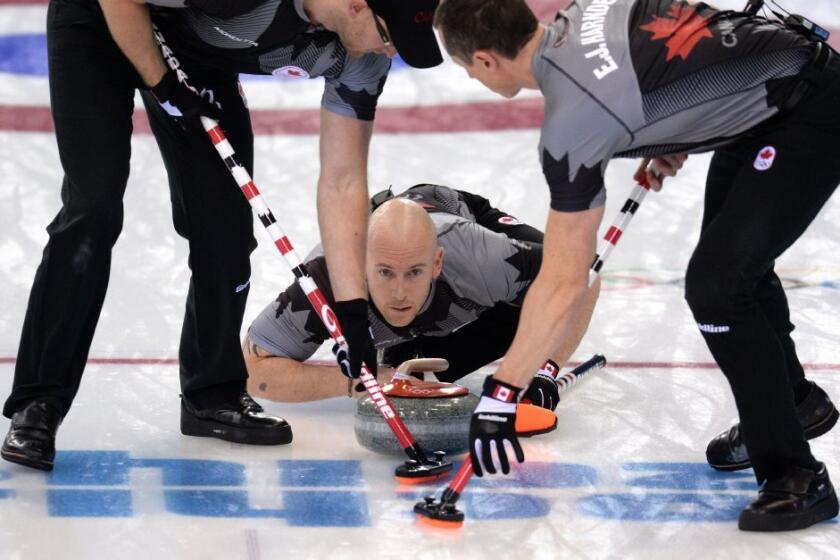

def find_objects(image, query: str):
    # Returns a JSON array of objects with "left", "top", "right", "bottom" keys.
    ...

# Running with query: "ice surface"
[{"left": 1, "top": 1, "right": 839, "bottom": 558}]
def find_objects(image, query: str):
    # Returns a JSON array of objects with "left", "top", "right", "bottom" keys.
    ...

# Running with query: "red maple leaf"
[
  {"left": 640, "top": 4, "right": 713, "bottom": 61},
  {"left": 760, "top": 148, "right": 774, "bottom": 159}
]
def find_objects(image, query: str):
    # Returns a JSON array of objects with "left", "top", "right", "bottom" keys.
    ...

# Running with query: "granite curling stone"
[{"left": 354, "top": 359, "right": 478, "bottom": 456}]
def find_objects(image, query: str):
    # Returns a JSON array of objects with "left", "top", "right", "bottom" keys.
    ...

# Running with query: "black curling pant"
[
  {"left": 684, "top": 53, "right": 840, "bottom": 483},
  {"left": 4, "top": 0, "right": 257, "bottom": 418}
]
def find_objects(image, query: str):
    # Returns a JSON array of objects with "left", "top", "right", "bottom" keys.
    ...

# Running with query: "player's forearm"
[
  {"left": 98, "top": 0, "right": 167, "bottom": 86},
  {"left": 316, "top": 174, "right": 369, "bottom": 301},
  {"left": 317, "top": 109, "right": 373, "bottom": 302},
  {"left": 498, "top": 204, "right": 603, "bottom": 387},
  {"left": 246, "top": 353, "right": 396, "bottom": 402},
  {"left": 246, "top": 355, "right": 352, "bottom": 402},
  {"left": 494, "top": 274, "right": 590, "bottom": 388},
  {"left": 547, "top": 276, "right": 600, "bottom": 367}
]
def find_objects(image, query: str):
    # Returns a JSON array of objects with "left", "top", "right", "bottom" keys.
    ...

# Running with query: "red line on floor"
[
  {"left": 0, "top": 357, "right": 179, "bottom": 365},
  {"left": 2, "top": 357, "right": 839, "bottom": 370},
  {"left": 0, "top": 99, "right": 545, "bottom": 135},
  {"left": 3, "top": 0, "right": 837, "bottom": 135}
]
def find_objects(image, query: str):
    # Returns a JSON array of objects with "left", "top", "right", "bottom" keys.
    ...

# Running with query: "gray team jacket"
[
  {"left": 539, "top": 0, "right": 816, "bottom": 211},
  {"left": 247, "top": 185, "right": 542, "bottom": 360},
  {"left": 150, "top": 0, "right": 390, "bottom": 120}
]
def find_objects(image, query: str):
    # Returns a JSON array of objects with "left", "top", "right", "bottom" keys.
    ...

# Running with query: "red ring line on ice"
[
  {"left": 2, "top": 0, "right": 837, "bottom": 134},
  {"left": 0, "top": 99, "right": 545, "bottom": 135},
  {"left": 2, "top": 357, "right": 840, "bottom": 370}
]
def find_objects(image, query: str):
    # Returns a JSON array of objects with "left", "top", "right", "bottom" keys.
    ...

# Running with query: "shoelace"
[{"left": 239, "top": 393, "right": 264, "bottom": 413}]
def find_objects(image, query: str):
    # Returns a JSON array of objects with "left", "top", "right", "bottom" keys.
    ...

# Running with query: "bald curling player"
[{"left": 243, "top": 184, "right": 599, "bottom": 410}]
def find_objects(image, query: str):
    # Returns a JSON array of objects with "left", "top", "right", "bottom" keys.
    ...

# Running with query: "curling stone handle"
[{"left": 393, "top": 358, "right": 450, "bottom": 381}]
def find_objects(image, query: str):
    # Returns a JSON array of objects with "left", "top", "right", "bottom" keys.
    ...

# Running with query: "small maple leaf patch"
[
  {"left": 640, "top": 3, "right": 713, "bottom": 61},
  {"left": 272, "top": 65, "right": 311, "bottom": 79},
  {"left": 753, "top": 145, "right": 776, "bottom": 171}
]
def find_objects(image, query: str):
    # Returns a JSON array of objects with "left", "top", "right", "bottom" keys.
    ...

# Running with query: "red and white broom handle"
[
  {"left": 589, "top": 175, "right": 651, "bottom": 287},
  {"left": 200, "top": 116, "right": 430, "bottom": 460},
  {"left": 438, "top": 174, "right": 652, "bottom": 503}
]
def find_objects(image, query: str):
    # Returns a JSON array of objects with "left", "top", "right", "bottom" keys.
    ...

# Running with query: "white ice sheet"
[{"left": 1, "top": 1, "right": 839, "bottom": 558}]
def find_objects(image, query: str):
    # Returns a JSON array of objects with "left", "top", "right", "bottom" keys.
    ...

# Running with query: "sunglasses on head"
[{"left": 372, "top": 12, "right": 391, "bottom": 46}]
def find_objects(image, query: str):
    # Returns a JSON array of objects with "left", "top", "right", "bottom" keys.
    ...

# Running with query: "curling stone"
[{"left": 355, "top": 359, "right": 478, "bottom": 455}]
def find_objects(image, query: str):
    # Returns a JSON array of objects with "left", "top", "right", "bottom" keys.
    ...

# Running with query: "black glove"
[
  {"left": 331, "top": 299, "right": 377, "bottom": 380},
  {"left": 470, "top": 376, "right": 525, "bottom": 477},
  {"left": 185, "top": 0, "right": 269, "bottom": 18},
  {"left": 150, "top": 69, "right": 221, "bottom": 125},
  {"left": 521, "top": 359, "right": 561, "bottom": 411}
]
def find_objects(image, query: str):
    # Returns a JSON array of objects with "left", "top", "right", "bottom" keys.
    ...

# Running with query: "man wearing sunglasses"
[{"left": 1, "top": 0, "right": 442, "bottom": 471}]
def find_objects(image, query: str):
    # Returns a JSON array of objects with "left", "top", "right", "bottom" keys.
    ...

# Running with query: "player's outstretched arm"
[
  {"left": 469, "top": 206, "right": 603, "bottom": 475},
  {"left": 547, "top": 274, "right": 600, "bottom": 367},
  {"left": 523, "top": 274, "right": 600, "bottom": 410},
  {"left": 317, "top": 109, "right": 379, "bottom": 380},
  {"left": 243, "top": 334, "right": 394, "bottom": 402},
  {"left": 317, "top": 108, "right": 373, "bottom": 303},
  {"left": 495, "top": 205, "right": 604, "bottom": 389}
]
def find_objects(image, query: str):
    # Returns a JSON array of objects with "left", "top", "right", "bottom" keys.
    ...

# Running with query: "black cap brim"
[{"left": 368, "top": 0, "right": 443, "bottom": 69}]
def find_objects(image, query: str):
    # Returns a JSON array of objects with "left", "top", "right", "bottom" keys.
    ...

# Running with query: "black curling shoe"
[
  {"left": 707, "top": 381, "right": 838, "bottom": 471},
  {"left": 1, "top": 400, "right": 62, "bottom": 471},
  {"left": 181, "top": 392, "right": 292, "bottom": 445},
  {"left": 739, "top": 463, "right": 839, "bottom": 532}
]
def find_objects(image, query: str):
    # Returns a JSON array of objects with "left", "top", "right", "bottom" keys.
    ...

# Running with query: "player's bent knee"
[{"left": 684, "top": 252, "right": 732, "bottom": 315}]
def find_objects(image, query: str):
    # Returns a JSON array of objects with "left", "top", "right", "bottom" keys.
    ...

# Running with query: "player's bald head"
[
  {"left": 368, "top": 198, "right": 438, "bottom": 254},
  {"left": 366, "top": 198, "right": 444, "bottom": 327}
]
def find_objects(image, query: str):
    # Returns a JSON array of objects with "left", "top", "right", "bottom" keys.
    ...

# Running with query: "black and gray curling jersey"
[
  {"left": 537, "top": 0, "right": 816, "bottom": 211},
  {"left": 150, "top": 0, "right": 390, "bottom": 120},
  {"left": 247, "top": 185, "right": 542, "bottom": 360}
]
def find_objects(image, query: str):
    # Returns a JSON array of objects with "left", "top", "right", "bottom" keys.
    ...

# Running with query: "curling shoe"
[
  {"left": 181, "top": 392, "right": 292, "bottom": 445},
  {"left": 1, "top": 400, "right": 62, "bottom": 471},
  {"left": 707, "top": 381, "right": 838, "bottom": 471},
  {"left": 739, "top": 463, "right": 839, "bottom": 531}
]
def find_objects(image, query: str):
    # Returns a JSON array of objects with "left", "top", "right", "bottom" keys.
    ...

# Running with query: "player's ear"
[
  {"left": 473, "top": 50, "right": 498, "bottom": 71},
  {"left": 348, "top": 0, "right": 367, "bottom": 17},
  {"left": 432, "top": 246, "right": 445, "bottom": 278}
]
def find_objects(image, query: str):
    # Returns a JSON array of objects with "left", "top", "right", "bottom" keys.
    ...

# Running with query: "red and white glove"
[
  {"left": 521, "top": 359, "right": 561, "bottom": 411},
  {"left": 469, "top": 376, "right": 525, "bottom": 477}
]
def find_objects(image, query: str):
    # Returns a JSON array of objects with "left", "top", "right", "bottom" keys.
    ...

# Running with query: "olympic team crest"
[
  {"left": 273, "top": 65, "right": 310, "bottom": 79},
  {"left": 498, "top": 216, "right": 523, "bottom": 226},
  {"left": 753, "top": 146, "right": 776, "bottom": 171}
]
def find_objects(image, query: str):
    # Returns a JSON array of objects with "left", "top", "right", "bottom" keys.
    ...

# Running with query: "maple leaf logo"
[
  {"left": 759, "top": 148, "right": 773, "bottom": 159},
  {"left": 640, "top": 4, "right": 713, "bottom": 61}
]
